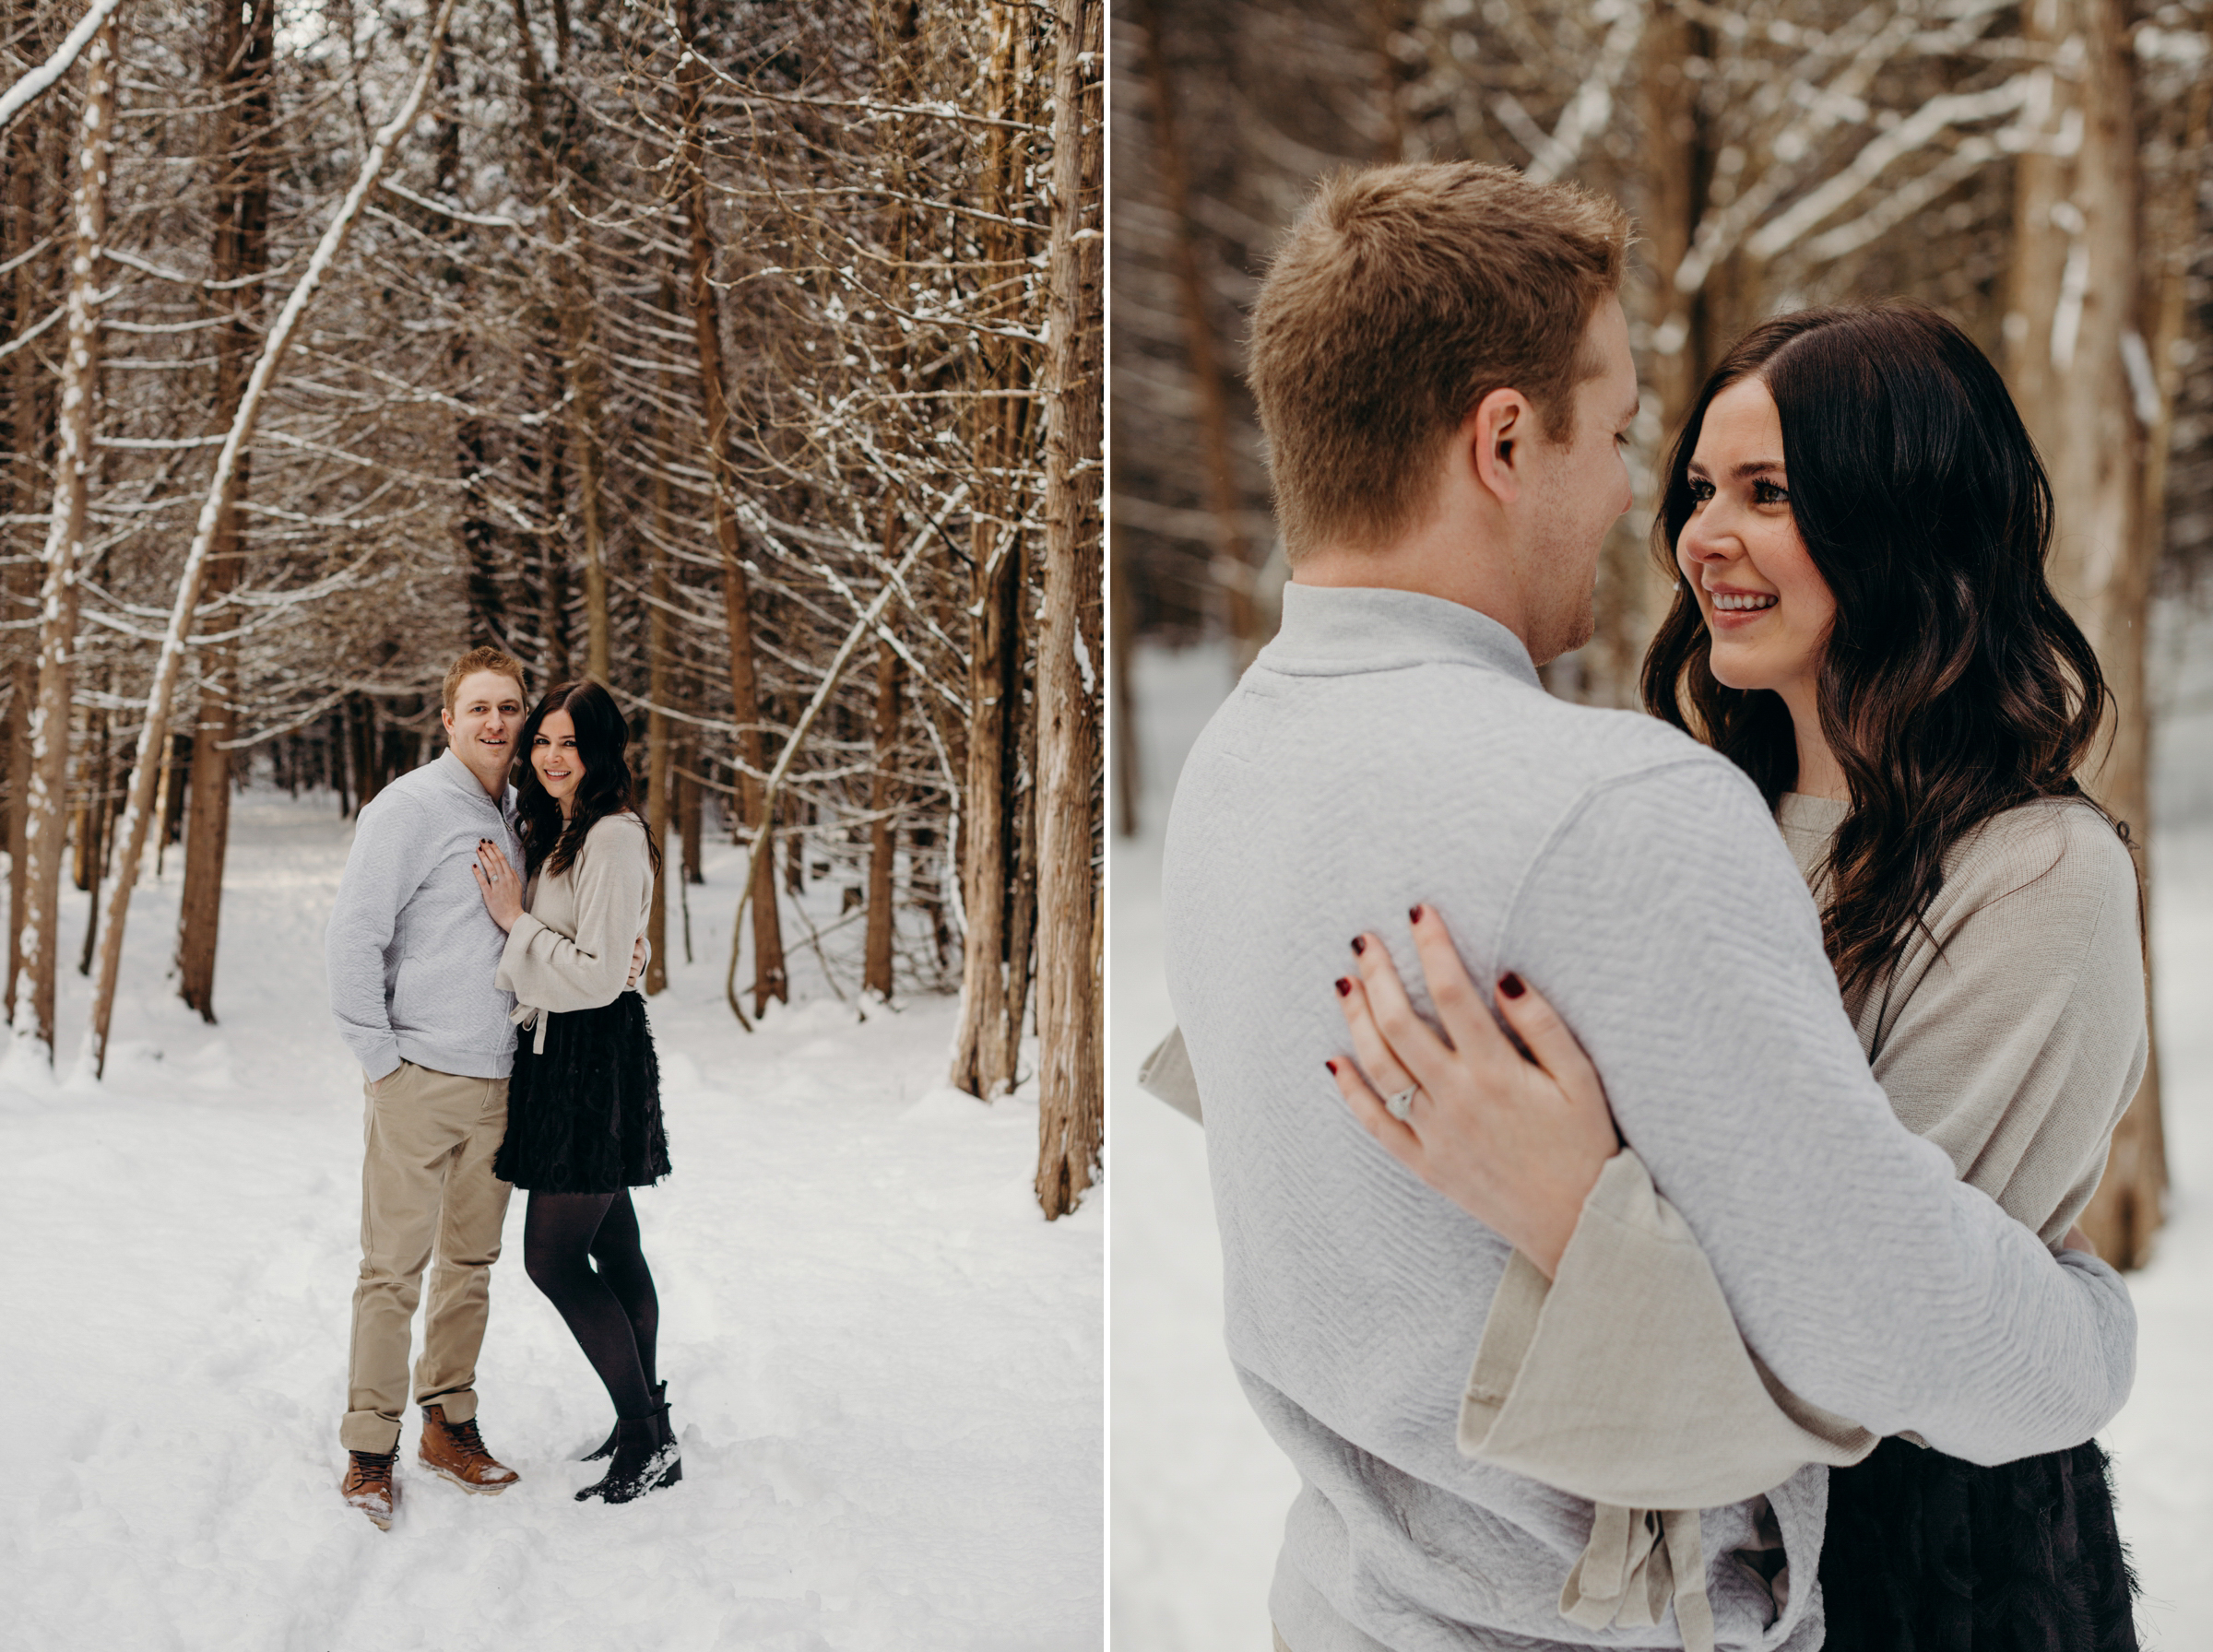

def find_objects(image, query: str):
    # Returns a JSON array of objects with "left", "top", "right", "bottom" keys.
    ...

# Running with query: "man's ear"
[{"left": 1468, "top": 386, "right": 1531, "bottom": 506}]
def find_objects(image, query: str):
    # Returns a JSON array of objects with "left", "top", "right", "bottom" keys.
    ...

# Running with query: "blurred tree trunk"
[
  {"left": 1136, "top": 0, "right": 1253, "bottom": 653},
  {"left": 13, "top": 9, "right": 119, "bottom": 1058},
  {"left": 2006, "top": 0, "right": 2162, "bottom": 1268},
  {"left": 178, "top": 0, "right": 275, "bottom": 1021},
  {"left": 1109, "top": 529, "right": 1138, "bottom": 836}
]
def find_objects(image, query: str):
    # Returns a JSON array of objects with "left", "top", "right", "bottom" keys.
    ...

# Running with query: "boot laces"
[
  {"left": 445, "top": 1416, "right": 489, "bottom": 1456},
  {"left": 350, "top": 1450, "right": 394, "bottom": 1487}
]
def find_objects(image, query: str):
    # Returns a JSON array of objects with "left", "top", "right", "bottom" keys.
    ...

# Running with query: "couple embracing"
[
  {"left": 327, "top": 647, "right": 676, "bottom": 1529},
  {"left": 1155, "top": 165, "right": 2143, "bottom": 1647}
]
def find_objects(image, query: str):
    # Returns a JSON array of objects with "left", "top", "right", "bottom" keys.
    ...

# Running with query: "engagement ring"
[{"left": 1385, "top": 1085, "right": 1420, "bottom": 1122}]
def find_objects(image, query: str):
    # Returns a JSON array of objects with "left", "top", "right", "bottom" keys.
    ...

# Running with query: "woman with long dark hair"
[
  {"left": 1329, "top": 304, "right": 2144, "bottom": 1646},
  {"left": 470, "top": 678, "right": 677, "bottom": 1504}
]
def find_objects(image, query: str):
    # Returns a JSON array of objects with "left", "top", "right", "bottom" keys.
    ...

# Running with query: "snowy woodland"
[
  {"left": 1113, "top": 0, "right": 2213, "bottom": 1644},
  {"left": 0, "top": 0, "right": 1105, "bottom": 1214},
  {"left": 0, "top": 0, "right": 1103, "bottom": 1644}
]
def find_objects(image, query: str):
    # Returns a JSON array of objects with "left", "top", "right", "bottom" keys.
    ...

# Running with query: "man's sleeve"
[
  {"left": 325, "top": 797, "right": 427, "bottom": 1081},
  {"left": 1495, "top": 757, "right": 2134, "bottom": 1464}
]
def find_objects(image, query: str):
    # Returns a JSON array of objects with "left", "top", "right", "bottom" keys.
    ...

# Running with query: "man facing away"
[
  {"left": 326, "top": 646, "right": 532, "bottom": 1528},
  {"left": 1159, "top": 164, "right": 2135, "bottom": 1649}
]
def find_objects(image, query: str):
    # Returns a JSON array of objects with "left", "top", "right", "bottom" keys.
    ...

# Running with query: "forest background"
[
  {"left": 1113, "top": 0, "right": 2213, "bottom": 1266},
  {"left": 0, "top": 0, "right": 1105, "bottom": 1215}
]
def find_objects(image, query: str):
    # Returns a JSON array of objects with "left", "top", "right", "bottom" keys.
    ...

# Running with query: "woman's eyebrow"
[{"left": 1732, "top": 458, "right": 1785, "bottom": 478}]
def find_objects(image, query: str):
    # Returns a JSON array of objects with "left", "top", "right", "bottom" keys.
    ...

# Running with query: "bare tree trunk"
[
  {"left": 2006, "top": 0, "right": 2162, "bottom": 1267},
  {"left": 999, "top": 655, "right": 1037, "bottom": 1080},
  {"left": 862, "top": 634, "right": 901, "bottom": 999},
  {"left": 1034, "top": 0, "right": 1104, "bottom": 1217},
  {"left": 951, "top": 3, "right": 1025, "bottom": 1099},
  {"left": 642, "top": 356, "right": 679, "bottom": 996},
  {"left": 678, "top": 718, "right": 702, "bottom": 890},
  {"left": 535, "top": 337, "right": 572, "bottom": 682},
  {"left": 12, "top": 7, "right": 119, "bottom": 1060},
  {"left": 152, "top": 730, "right": 184, "bottom": 875},
  {"left": 2, "top": 57, "right": 47, "bottom": 1019},
  {"left": 435, "top": 46, "right": 505, "bottom": 657},
  {"left": 77, "top": 702, "right": 110, "bottom": 975},
  {"left": 673, "top": 0, "right": 783, "bottom": 1013},
  {"left": 176, "top": 0, "right": 272, "bottom": 1021},
  {"left": 512, "top": 0, "right": 609, "bottom": 684}
]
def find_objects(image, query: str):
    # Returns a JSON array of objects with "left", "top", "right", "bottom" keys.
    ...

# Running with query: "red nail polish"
[
  {"left": 1324, "top": 1058, "right": 1338, "bottom": 1075},
  {"left": 1334, "top": 976, "right": 1352, "bottom": 997},
  {"left": 1350, "top": 936, "right": 1366, "bottom": 955},
  {"left": 1499, "top": 972, "right": 1526, "bottom": 999},
  {"left": 1409, "top": 903, "right": 1425, "bottom": 924}
]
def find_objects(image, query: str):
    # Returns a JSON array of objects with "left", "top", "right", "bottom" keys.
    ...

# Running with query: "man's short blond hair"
[
  {"left": 442, "top": 646, "right": 528, "bottom": 716},
  {"left": 1248, "top": 162, "right": 1630, "bottom": 562}
]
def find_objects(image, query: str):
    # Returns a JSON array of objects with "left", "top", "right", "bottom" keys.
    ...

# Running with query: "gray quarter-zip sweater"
[
  {"left": 1159, "top": 583, "right": 2135, "bottom": 1652},
  {"left": 326, "top": 748, "right": 527, "bottom": 1081}
]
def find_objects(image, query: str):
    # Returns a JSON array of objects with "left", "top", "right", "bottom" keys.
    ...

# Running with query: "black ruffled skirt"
[
  {"left": 1818, "top": 1434, "right": 2138, "bottom": 1651},
  {"left": 493, "top": 992, "right": 671, "bottom": 1194}
]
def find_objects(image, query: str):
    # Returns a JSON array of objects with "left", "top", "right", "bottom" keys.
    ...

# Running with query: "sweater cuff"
[
  {"left": 1457, "top": 1148, "right": 1875, "bottom": 1509},
  {"left": 497, "top": 911, "right": 545, "bottom": 992}
]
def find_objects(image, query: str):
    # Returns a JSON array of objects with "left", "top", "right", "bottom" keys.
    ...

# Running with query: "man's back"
[{"left": 1161, "top": 583, "right": 2131, "bottom": 1651}]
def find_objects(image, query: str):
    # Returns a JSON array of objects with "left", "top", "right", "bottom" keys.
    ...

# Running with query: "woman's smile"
[{"left": 531, "top": 708, "right": 586, "bottom": 810}]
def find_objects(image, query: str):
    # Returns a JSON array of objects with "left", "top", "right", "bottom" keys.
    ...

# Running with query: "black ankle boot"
[
  {"left": 582, "top": 1381, "right": 665, "bottom": 1462},
  {"left": 575, "top": 1415, "right": 678, "bottom": 1504},
  {"left": 649, "top": 1399, "right": 681, "bottom": 1487}
]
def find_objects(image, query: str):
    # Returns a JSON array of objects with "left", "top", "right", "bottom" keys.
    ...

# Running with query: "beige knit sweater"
[
  {"left": 1140, "top": 791, "right": 2148, "bottom": 1646},
  {"left": 1458, "top": 792, "right": 2147, "bottom": 1641},
  {"left": 495, "top": 811, "right": 655, "bottom": 1045}
]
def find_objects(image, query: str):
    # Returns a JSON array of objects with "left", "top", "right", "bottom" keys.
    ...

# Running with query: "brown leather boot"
[
  {"left": 418, "top": 1404, "right": 519, "bottom": 1494},
  {"left": 341, "top": 1449, "right": 399, "bottom": 1529}
]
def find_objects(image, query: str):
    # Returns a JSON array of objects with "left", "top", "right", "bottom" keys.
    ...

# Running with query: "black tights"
[{"left": 522, "top": 1190, "right": 660, "bottom": 1421}]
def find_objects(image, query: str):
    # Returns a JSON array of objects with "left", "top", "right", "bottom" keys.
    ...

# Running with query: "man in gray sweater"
[
  {"left": 326, "top": 646, "right": 533, "bottom": 1528},
  {"left": 1160, "top": 164, "right": 2136, "bottom": 1649}
]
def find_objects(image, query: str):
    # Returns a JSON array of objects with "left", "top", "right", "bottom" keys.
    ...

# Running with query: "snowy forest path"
[{"left": 0, "top": 791, "right": 1101, "bottom": 1651}]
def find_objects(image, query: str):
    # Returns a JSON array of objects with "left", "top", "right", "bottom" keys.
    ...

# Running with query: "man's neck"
[
  {"left": 448, "top": 747, "right": 507, "bottom": 800},
  {"left": 1292, "top": 529, "right": 1529, "bottom": 653}
]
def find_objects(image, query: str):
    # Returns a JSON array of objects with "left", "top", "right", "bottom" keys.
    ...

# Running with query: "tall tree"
[
  {"left": 176, "top": 0, "right": 276, "bottom": 1021},
  {"left": 12, "top": 4, "right": 120, "bottom": 1061},
  {"left": 1034, "top": 0, "right": 1105, "bottom": 1216},
  {"left": 672, "top": 0, "right": 785, "bottom": 1014}
]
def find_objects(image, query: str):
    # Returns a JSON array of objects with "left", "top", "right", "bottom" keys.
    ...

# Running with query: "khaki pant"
[{"left": 341, "top": 1060, "right": 514, "bottom": 1454}]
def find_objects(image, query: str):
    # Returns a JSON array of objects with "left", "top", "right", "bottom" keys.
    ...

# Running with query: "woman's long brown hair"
[
  {"left": 1639, "top": 303, "right": 2124, "bottom": 1002},
  {"left": 513, "top": 679, "right": 661, "bottom": 882}
]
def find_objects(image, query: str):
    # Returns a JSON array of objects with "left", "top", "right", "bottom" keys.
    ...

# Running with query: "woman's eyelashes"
[{"left": 1685, "top": 475, "right": 1788, "bottom": 507}]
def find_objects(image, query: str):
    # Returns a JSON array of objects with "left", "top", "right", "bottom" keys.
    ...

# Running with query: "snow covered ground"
[
  {"left": 0, "top": 794, "right": 1102, "bottom": 1652},
  {"left": 1111, "top": 598, "right": 2213, "bottom": 1649}
]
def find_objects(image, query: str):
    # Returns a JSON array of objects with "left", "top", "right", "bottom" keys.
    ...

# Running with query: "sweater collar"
[
  {"left": 434, "top": 747, "right": 516, "bottom": 821},
  {"left": 1258, "top": 582, "right": 1543, "bottom": 690}
]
